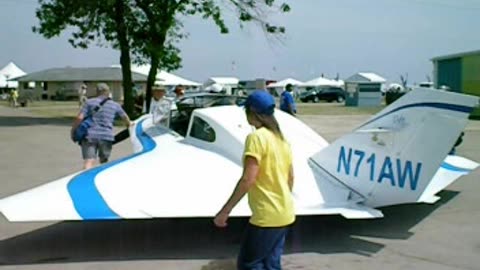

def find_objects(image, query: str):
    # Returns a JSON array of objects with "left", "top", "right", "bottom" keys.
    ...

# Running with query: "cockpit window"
[{"left": 190, "top": 116, "right": 216, "bottom": 142}]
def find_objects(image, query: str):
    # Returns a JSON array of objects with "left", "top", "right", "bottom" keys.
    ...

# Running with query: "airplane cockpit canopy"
[{"left": 170, "top": 93, "right": 247, "bottom": 136}]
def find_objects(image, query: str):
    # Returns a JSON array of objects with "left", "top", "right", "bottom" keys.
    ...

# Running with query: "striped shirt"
[{"left": 81, "top": 96, "right": 127, "bottom": 142}]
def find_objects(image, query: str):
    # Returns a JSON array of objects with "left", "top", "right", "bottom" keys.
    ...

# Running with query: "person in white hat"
[{"left": 144, "top": 83, "right": 171, "bottom": 126}]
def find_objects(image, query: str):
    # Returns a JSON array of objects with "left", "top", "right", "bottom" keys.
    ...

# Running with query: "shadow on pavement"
[
  {"left": 0, "top": 190, "right": 458, "bottom": 266},
  {"left": 0, "top": 116, "right": 72, "bottom": 127}
]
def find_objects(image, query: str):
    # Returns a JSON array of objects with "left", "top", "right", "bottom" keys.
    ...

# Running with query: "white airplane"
[{"left": 0, "top": 88, "right": 478, "bottom": 222}]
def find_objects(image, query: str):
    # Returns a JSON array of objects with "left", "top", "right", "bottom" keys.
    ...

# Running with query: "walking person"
[
  {"left": 70, "top": 83, "right": 132, "bottom": 170},
  {"left": 10, "top": 89, "right": 18, "bottom": 107},
  {"left": 214, "top": 90, "right": 295, "bottom": 270},
  {"left": 280, "top": 83, "right": 296, "bottom": 116}
]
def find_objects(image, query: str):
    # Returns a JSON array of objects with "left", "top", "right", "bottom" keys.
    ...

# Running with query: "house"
[{"left": 13, "top": 67, "right": 148, "bottom": 101}]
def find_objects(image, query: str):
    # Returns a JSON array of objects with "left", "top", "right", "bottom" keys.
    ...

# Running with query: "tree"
[
  {"left": 130, "top": 0, "right": 291, "bottom": 112},
  {"left": 34, "top": 0, "right": 137, "bottom": 116},
  {"left": 33, "top": 0, "right": 291, "bottom": 115}
]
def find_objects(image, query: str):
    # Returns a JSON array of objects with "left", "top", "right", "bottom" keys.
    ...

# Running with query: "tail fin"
[{"left": 309, "top": 88, "right": 479, "bottom": 208}]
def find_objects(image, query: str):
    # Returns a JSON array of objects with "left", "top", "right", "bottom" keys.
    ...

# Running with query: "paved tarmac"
[{"left": 0, "top": 104, "right": 479, "bottom": 270}]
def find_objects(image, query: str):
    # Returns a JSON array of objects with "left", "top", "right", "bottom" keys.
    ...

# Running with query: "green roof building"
[
  {"left": 432, "top": 50, "right": 480, "bottom": 118},
  {"left": 432, "top": 50, "right": 480, "bottom": 96}
]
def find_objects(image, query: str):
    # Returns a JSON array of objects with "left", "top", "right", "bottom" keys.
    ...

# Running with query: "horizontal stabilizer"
[
  {"left": 420, "top": 195, "right": 441, "bottom": 204},
  {"left": 419, "top": 155, "right": 479, "bottom": 203}
]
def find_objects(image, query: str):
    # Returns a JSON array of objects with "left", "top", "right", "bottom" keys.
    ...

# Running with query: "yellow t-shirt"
[{"left": 243, "top": 127, "right": 295, "bottom": 227}]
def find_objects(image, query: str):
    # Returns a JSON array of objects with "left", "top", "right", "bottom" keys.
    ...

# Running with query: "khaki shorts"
[{"left": 81, "top": 139, "right": 113, "bottom": 163}]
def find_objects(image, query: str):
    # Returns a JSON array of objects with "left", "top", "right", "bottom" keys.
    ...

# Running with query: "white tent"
[
  {"left": 205, "top": 77, "right": 239, "bottom": 86},
  {"left": 0, "top": 62, "right": 26, "bottom": 88},
  {"left": 112, "top": 64, "right": 201, "bottom": 86},
  {"left": 132, "top": 65, "right": 201, "bottom": 86},
  {"left": 204, "top": 77, "right": 239, "bottom": 95},
  {"left": 303, "top": 76, "right": 340, "bottom": 87},
  {"left": 267, "top": 78, "right": 304, "bottom": 96},
  {"left": 266, "top": 78, "right": 303, "bottom": 88}
]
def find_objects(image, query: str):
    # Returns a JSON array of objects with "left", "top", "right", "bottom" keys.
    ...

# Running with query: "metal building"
[{"left": 432, "top": 50, "right": 480, "bottom": 96}]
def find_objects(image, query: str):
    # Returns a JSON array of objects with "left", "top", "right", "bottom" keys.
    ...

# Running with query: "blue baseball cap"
[{"left": 244, "top": 90, "right": 276, "bottom": 115}]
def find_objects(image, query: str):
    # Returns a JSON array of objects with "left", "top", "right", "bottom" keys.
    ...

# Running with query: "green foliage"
[
  {"left": 33, "top": 0, "right": 291, "bottom": 70},
  {"left": 33, "top": 0, "right": 291, "bottom": 114}
]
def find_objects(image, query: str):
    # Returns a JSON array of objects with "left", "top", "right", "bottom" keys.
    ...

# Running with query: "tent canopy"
[
  {"left": 113, "top": 64, "right": 201, "bottom": 86},
  {"left": 205, "top": 77, "right": 239, "bottom": 86},
  {"left": 266, "top": 78, "right": 304, "bottom": 88},
  {"left": 0, "top": 62, "right": 26, "bottom": 88},
  {"left": 303, "top": 76, "right": 340, "bottom": 87}
]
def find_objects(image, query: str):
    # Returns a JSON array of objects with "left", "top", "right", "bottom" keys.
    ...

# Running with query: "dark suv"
[{"left": 299, "top": 87, "right": 345, "bottom": 103}]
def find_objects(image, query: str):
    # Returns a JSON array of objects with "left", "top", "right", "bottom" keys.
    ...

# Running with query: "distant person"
[
  {"left": 78, "top": 83, "right": 88, "bottom": 108},
  {"left": 449, "top": 132, "right": 464, "bottom": 155},
  {"left": 174, "top": 84, "right": 185, "bottom": 101},
  {"left": 280, "top": 83, "right": 297, "bottom": 116},
  {"left": 71, "top": 83, "right": 132, "bottom": 170},
  {"left": 214, "top": 90, "right": 295, "bottom": 270},
  {"left": 134, "top": 92, "right": 145, "bottom": 115},
  {"left": 10, "top": 89, "right": 18, "bottom": 107},
  {"left": 144, "top": 84, "right": 172, "bottom": 126}
]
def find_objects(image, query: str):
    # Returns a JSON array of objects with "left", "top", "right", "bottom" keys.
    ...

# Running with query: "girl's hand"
[{"left": 213, "top": 211, "right": 229, "bottom": 228}]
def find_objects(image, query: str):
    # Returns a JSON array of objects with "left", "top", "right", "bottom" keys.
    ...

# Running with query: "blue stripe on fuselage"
[{"left": 67, "top": 119, "right": 156, "bottom": 220}]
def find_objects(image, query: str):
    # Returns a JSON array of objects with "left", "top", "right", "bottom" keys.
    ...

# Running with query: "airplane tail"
[{"left": 309, "top": 88, "right": 479, "bottom": 208}]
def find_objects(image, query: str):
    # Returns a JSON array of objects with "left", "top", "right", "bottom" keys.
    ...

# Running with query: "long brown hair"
[{"left": 246, "top": 107, "right": 285, "bottom": 140}]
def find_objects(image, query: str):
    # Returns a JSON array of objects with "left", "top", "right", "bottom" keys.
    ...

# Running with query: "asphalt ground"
[{"left": 0, "top": 104, "right": 479, "bottom": 270}]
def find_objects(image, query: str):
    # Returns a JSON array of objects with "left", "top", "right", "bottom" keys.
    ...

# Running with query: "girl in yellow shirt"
[{"left": 214, "top": 90, "right": 295, "bottom": 270}]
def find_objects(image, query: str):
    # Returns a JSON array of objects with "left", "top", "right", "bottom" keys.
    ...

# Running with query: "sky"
[{"left": 0, "top": 0, "right": 479, "bottom": 85}]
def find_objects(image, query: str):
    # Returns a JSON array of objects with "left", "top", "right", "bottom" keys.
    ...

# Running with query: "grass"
[
  {"left": 296, "top": 102, "right": 385, "bottom": 115},
  {"left": 0, "top": 100, "right": 79, "bottom": 119},
  {"left": 2, "top": 99, "right": 478, "bottom": 122},
  {"left": 1, "top": 99, "right": 386, "bottom": 118},
  {"left": 28, "top": 101, "right": 79, "bottom": 119}
]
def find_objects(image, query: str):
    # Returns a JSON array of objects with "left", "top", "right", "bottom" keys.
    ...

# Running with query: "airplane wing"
[{"left": 0, "top": 118, "right": 248, "bottom": 221}]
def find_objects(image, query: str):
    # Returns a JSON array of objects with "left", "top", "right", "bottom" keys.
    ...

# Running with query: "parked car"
[{"left": 299, "top": 87, "right": 345, "bottom": 103}]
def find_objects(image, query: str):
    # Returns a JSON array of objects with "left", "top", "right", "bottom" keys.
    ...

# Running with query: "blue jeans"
[{"left": 237, "top": 223, "right": 290, "bottom": 270}]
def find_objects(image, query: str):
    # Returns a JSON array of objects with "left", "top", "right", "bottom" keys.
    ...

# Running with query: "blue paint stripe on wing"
[
  {"left": 359, "top": 102, "right": 474, "bottom": 128},
  {"left": 441, "top": 162, "right": 472, "bottom": 173},
  {"left": 67, "top": 119, "right": 156, "bottom": 220}
]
